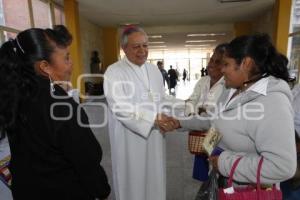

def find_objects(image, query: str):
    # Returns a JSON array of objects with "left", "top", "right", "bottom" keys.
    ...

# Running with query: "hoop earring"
[{"left": 48, "top": 75, "right": 55, "bottom": 92}]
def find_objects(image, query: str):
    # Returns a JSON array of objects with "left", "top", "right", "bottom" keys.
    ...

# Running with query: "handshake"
[{"left": 154, "top": 113, "right": 180, "bottom": 133}]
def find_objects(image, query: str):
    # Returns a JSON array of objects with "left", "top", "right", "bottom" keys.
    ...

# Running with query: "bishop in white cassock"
[{"left": 104, "top": 27, "right": 170, "bottom": 200}]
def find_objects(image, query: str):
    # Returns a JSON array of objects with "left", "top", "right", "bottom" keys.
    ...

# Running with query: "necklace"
[{"left": 125, "top": 59, "right": 153, "bottom": 101}]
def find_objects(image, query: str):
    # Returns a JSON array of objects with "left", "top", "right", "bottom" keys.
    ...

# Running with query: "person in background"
[
  {"left": 176, "top": 33, "right": 297, "bottom": 186},
  {"left": 157, "top": 60, "right": 169, "bottom": 88},
  {"left": 201, "top": 67, "right": 206, "bottom": 77},
  {"left": 0, "top": 25, "right": 110, "bottom": 200},
  {"left": 182, "top": 68, "right": 187, "bottom": 84},
  {"left": 104, "top": 26, "right": 175, "bottom": 200},
  {"left": 205, "top": 68, "right": 208, "bottom": 76},
  {"left": 168, "top": 65, "right": 178, "bottom": 95},
  {"left": 184, "top": 43, "right": 227, "bottom": 182},
  {"left": 90, "top": 50, "right": 101, "bottom": 74},
  {"left": 292, "top": 84, "right": 300, "bottom": 138},
  {"left": 280, "top": 83, "right": 300, "bottom": 200},
  {"left": 175, "top": 68, "right": 180, "bottom": 81},
  {"left": 185, "top": 43, "right": 227, "bottom": 116}
]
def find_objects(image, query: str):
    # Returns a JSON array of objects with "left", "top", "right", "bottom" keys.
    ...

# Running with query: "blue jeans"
[{"left": 281, "top": 180, "right": 300, "bottom": 200}]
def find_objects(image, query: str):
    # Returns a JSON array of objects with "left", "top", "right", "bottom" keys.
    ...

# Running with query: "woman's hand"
[{"left": 155, "top": 114, "right": 181, "bottom": 133}]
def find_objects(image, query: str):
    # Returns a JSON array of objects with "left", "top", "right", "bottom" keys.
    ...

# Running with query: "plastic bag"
[{"left": 196, "top": 169, "right": 219, "bottom": 200}]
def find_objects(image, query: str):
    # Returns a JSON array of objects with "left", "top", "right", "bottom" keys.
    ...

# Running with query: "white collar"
[
  {"left": 246, "top": 76, "right": 269, "bottom": 96},
  {"left": 215, "top": 76, "right": 225, "bottom": 86},
  {"left": 228, "top": 76, "right": 269, "bottom": 100},
  {"left": 206, "top": 76, "right": 224, "bottom": 90},
  {"left": 124, "top": 56, "right": 145, "bottom": 69}
]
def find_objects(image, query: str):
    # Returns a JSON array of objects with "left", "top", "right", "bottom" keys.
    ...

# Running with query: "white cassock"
[{"left": 104, "top": 56, "right": 167, "bottom": 200}]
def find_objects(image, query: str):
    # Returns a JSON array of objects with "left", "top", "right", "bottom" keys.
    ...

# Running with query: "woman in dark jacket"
[{"left": 0, "top": 25, "right": 110, "bottom": 199}]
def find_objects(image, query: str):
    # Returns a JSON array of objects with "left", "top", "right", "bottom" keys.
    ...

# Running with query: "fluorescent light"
[
  {"left": 148, "top": 41, "right": 165, "bottom": 44},
  {"left": 148, "top": 35, "right": 162, "bottom": 38},
  {"left": 149, "top": 48, "right": 168, "bottom": 51},
  {"left": 149, "top": 45, "right": 167, "bottom": 48},
  {"left": 185, "top": 40, "right": 216, "bottom": 43},
  {"left": 185, "top": 47, "right": 209, "bottom": 49},
  {"left": 183, "top": 47, "right": 211, "bottom": 51},
  {"left": 219, "top": 0, "right": 251, "bottom": 2},
  {"left": 185, "top": 44, "right": 210, "bottom": 47},
  {"left": 119, "top": 22, "right": 140, "bottom": 26},
  {"left": 187, "top": 33, "right": 226, "bottom": 37}
]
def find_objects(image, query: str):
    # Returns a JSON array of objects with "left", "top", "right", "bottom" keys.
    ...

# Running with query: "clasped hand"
[{"left": 154, "top": 113, "right": 180, "bottom": 133}]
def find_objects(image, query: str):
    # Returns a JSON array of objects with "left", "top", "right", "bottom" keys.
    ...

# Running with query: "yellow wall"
[
  {"left": 273, "top": 0, "right": 292, "bottom": 55},
  {"left": 252, "top": 10, "right": 274, "bottom": 40},
  {"left": 102, "top": 27, "right": 119, "bottom": 71},
  {"left": 234, "top": 21, "right": 252, "bottom": 37},
  {"left": 64, "top": 0, "right": 84, "bottom": 90},
  {"left": 233, "top": 0, "right": 292, "bottom": 56}
]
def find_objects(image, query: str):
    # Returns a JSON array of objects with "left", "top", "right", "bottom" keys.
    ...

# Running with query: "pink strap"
[
  {"left": 227, "top": 157, "right": 264, "bottom": 188},
  {"left": 227, "top": 157, "right": 242, "bottom": 187},
  {"left": 256, "top": 157, "right": 264, "bottom": 191}
]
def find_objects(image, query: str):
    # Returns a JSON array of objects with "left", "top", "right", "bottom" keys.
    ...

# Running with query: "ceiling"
[{"left": 55, "top": 0, "right": 275, "bottom": 50}]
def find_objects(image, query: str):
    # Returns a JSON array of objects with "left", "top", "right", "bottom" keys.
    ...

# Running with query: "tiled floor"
[{"left": 84, "top": 79, "right": 202, "bottom": 200}]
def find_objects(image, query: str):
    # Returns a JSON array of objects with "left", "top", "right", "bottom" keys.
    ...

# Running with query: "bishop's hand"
[{"left": 154, "top": 113, "right": 180, "bottom": 133}]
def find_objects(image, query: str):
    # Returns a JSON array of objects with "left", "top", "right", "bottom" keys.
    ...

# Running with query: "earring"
[{"left": 48, "top": 75, "right": 55, "bottom": 92}]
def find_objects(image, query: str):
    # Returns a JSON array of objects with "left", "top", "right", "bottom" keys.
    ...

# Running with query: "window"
[
  {"left": 0, "top": 29, "right": 17, "bottom": 45},
  {"left": 32, "top": 0, "right": 51, "bottom": 28},
  {"left": 4, "top": 30, "right": 17, "bottom": 40},
  {"left": 54, "top": 4, "right": 65, "bottom": 25},
  {"left": 147, "top": 49, "right": 210, "bottom": 81},
  {"left": 288, "top": 0, "right": 300, "bottom": 84},
  {"left": 0, "top": 0, "right": 31, "bottom": 30},
  {"left": 0, "top": 0, "right": 65, "bottom": 44}
]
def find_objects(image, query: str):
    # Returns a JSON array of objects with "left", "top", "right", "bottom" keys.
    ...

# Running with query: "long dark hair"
[
  {"left": 225, "top": 33, "right": 289, "bottom": 82},
  {"left": 0, "top": 25, "right": 72, "bottom": 137}
]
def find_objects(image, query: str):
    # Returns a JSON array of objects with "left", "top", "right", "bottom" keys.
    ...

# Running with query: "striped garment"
[{"left": 0, "top": 156, "right": 11, "bottom": 188}]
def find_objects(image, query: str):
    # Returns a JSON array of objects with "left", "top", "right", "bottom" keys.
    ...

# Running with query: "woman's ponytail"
[
  {"left": 0, "top": 38, "right": 37, "bottom": 135},
  {"left": 0, "top": 41, "right": 23, "bottom": 134},
  {"left": 264, "top": 45, "right": 289, "bottom": 82},
  {"left": 0, "top": 25, "right": 72, "bottom": 137}
]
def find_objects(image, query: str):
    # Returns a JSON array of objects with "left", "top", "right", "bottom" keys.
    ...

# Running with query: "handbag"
[
  {"left": 218, "top": 157, "right": 282, "bottom": 200},
  {"left": 188, "top": 130, "right": 207, "bottom": 155}
]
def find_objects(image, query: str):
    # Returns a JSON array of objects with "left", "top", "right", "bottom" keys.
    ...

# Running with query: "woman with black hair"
[
  {"left": 177, "top": 33, "right": 296, "bottom": 186},
  {"left": 0, "top": 25, "right": 110, "bottom": 199}
]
